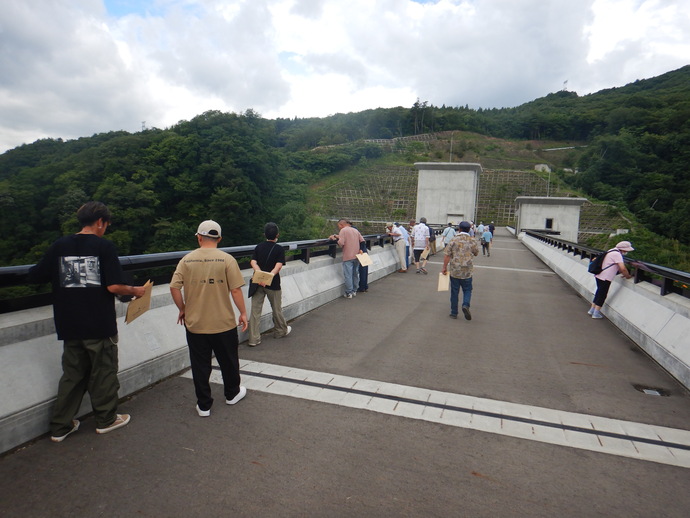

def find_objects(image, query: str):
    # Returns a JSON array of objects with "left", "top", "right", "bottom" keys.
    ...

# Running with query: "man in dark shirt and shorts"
[{"left": 29, "top": 201, "right": 146, "bottom": 442}]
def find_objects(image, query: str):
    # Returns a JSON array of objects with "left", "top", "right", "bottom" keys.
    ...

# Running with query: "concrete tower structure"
[
  {"left": 414, "top": 162, "right": 482, "bottom": 224},
  {"left": 515, "top": 196, "right": 588, "bottom": 242}
]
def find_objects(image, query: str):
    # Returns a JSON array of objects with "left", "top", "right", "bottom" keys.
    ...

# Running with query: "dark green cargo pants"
[{"left": 50, "top": 336, "right": 120, "bottom": 436}]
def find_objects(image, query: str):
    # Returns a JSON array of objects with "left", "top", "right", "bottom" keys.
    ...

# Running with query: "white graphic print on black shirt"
[{"left": 60, "top": 256, "right": 102, "bottom": 287}]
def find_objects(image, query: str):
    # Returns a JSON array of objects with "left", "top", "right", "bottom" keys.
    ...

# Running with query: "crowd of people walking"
[{"left": 382, "top": 219, "right": 496, "bottom": 322}]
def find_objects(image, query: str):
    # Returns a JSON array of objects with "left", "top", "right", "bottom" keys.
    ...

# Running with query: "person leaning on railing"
[
  {"left": 386, "top": 222, "right": 408, "bottom": 273},
  {"left": 588, "top": 241, "right": 634, "bottom": 319}
]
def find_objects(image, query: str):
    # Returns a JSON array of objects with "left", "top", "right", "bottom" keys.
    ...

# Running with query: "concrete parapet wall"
[
  {"left": 0, "top": 244, "right": 399, "bottom": 454},
  {"left": 520, "top": 233, "right": 690, "bottom": 391},
  {"left": 0, "top": 287, "right": 188, "bottom": 455}
]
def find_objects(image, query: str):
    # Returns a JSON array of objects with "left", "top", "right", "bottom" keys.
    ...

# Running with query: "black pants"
[
  {"left": 186, "top": 328, "right": 241, "bottom": 411},
  {"left": 593, "top": 278, "right": 612, "bottom": 306},
  {"left": 358, "top": 264, "right": 368, "bottom": 291}
]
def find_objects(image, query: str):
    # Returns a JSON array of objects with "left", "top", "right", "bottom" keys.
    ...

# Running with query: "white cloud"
[
  {"left": 0, "top": 0, "right": 688, "bottom": 152},
  {"left": 577, "top": 0, "right": 690, "bottom": 93}
]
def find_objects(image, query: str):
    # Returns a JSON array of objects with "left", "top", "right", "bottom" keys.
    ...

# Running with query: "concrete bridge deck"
[{"left": 2, "top": 229, "right": 689, "bottom": 517}]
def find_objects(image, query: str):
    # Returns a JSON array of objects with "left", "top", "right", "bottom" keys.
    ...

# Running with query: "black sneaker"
[
  {"left": 449, "top": 314, "right": 458, "bottom": 319},
  {"left": 462, "top": 306, "right": 472, "bottom": 320}
]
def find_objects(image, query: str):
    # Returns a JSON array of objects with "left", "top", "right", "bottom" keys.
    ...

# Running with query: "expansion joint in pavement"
[{"left": 189, "top": 361, "right": 690, "bottom": 469}]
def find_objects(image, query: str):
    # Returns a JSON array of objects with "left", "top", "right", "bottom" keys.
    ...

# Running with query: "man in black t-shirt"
[
  {"left": 247, "top": 222, "right": 291, "bottom": 347},
  {"left": 29, "top": 202, "right": 145, "bottom": 442}
]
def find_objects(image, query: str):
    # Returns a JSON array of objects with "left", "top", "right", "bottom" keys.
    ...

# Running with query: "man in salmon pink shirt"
[{"left": 329, "top": 218, "right": 365, "bottom": 299}]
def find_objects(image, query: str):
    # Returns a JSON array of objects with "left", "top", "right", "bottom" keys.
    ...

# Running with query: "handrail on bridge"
[
  {"left": 0, "top": 234, "right": 396, "bottom": 313},
  {"left": 524, "top": 230, "right": 690, "bottom": 300}
]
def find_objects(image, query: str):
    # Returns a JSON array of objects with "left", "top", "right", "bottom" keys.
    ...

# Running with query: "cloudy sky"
[{"left": 1, "top": 0, "right": 688, "bottom": 152}]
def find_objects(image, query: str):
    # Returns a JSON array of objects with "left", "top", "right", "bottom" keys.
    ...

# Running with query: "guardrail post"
[
  {"left": 661, "top": 277, "right": 674, "bottom": 296},
  {"left": 633, "top": 268, "right": 641, "bottom": 284},
  {"left": 300, "top": 248, "right": 311, "bottom": 264}
]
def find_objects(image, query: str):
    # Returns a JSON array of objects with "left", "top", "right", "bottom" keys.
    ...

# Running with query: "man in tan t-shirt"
[{"left": 170, "top": 220, "right": 248, "bottom": 417}]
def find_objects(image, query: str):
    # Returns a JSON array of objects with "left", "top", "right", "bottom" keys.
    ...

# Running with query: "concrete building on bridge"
[
  {"left": 515, "top": 195, "right": 588, "bottom": 242},
  {"left": 414, "top": 162, "right": 482, "bottom": 224}
]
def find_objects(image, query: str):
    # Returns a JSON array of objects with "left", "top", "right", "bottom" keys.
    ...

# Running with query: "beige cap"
[
  {"left": 615, "top": 240, "right": 634, "bottom": 251},
  {"left": 196, "top": 220, "right": 222, "bottom": 238}
]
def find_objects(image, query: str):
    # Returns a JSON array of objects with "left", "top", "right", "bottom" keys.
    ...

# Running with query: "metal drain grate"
[{"left": 632, "top": 384, "right": 671, "bottom": 396}]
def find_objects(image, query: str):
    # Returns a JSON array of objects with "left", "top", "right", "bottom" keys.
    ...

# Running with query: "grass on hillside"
[{"left": 303, "top": 132, "right": 690, "bottom": 273}]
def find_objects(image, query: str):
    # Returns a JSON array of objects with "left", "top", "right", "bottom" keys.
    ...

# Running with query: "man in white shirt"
[
  {"left": 386, "top": 222, "right": 407, "bottom": 273},
  {"left": 441, "top": 223, "right": 456, "bottom": 248},
  {"left": 399, "top": 223, "right": 411, "bottom": 270},
  {"left": 411, "top": 217, "right": 430, "bottom": 274}
]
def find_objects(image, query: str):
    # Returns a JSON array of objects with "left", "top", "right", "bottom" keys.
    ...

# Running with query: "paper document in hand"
[
  {"left": 356, "top": 253, "right": 373, "bottom": 266},
  {"left": 125, "top": 280, "right": 154, "bottom": 324},
  {"left": 437, "top": 273, "right": 449, "bottom": 291},
  {"left": 252, "top": 270, "right": 275, "bottom": 285}
]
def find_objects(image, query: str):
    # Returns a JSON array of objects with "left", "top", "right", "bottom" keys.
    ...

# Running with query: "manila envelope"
[
  {"left": 125, "top": 280, "right": 154, "bottom": 324},
  {"left": 252, "top": 270, "right": 275, "bottom": 285},
  {"left": 437, "top": 273, "right": 449, "bottom": 291},
  {"left": 356, "top": 253, "right": 373, "bottom": 267}
]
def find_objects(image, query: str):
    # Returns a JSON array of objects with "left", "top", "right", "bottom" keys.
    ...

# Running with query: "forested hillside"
[
  {"left": 0, "top": 113, "right": 384, "bottom": 265},
  {"left": 1, "top": 65, "right": 688, "bottom": 268}
]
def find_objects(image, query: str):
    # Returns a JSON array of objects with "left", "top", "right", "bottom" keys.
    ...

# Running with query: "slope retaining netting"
[{"left": 315, "top": 166, "right": 627, "bottom": 239}]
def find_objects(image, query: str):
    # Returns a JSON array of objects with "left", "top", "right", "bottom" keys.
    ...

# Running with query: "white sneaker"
[
  {"left": 284, "top": 326, "right": 292, "bottom": 337},
  {"left": 51, "top": 420, "right": 80, "bottom": 443},
  {"left": 226, "top": 386, "right": 247, "bottom": 405},
  {"left": 96, "top": 414, "right": 131, "bottom": 434},
  {"left": 196, "top": 404, "right": 211, "bottom": 417}
]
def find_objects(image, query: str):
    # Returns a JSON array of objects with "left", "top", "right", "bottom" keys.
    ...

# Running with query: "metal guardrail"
[
  {"left": 0, "top": 234, "right": 396, "bottom": 313},
  {"left": 525, "top": 231, "right": 690, "bottom": 299}
]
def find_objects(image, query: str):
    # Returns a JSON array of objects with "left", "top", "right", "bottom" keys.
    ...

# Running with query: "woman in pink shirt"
[{"left": 589, "top": 240, "right": 634, "bottom": 319}]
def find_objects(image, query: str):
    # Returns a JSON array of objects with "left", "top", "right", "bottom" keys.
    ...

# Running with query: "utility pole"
[{"left": 547, "top": 169, "right": 551, "bottom": 197}]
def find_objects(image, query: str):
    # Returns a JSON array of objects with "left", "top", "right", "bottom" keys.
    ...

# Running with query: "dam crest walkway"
[{"left": 2, "top": 228, "right": 689, "bottom": 517}]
